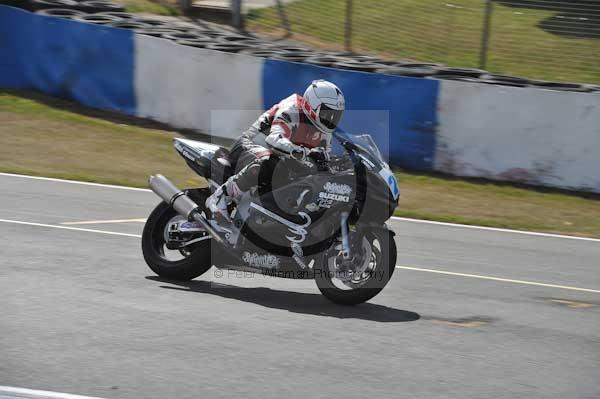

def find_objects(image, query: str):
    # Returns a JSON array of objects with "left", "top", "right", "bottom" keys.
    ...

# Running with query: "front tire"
[
  {"left": 142, "top": 199, "right": 213, "bottom": 281},
  {"left": 315, "top": 228, "right": 396, "bottom": 305}
]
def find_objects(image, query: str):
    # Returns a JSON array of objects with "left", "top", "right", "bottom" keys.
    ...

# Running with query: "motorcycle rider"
[{"left": 205, "top": 79, "right": 345, "bottom": 224}]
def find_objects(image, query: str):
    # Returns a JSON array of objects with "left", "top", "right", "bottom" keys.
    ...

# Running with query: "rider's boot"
[
  {"left": 205, "top": 178, "right": 242, "bottom": 229},
  {"left": 206, "top": 185, "right": 232, "bottom": 222}
]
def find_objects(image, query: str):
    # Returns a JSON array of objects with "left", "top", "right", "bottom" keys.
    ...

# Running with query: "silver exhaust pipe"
[{"left": 148, "top": 174, "right": 226, "bottom": 245}]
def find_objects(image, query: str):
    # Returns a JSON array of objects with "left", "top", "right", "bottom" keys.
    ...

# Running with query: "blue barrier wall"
[
  {"left": 262, "top": 59, "right": 440, "bottom": 170},
  {"left": 0, "top": 5, "right": 135, "bottom": 114}
]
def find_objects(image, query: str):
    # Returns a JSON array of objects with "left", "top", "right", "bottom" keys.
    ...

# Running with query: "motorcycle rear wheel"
[
  {"left": 142, "top": 200, "right": 213, "bottom": 281},
  {"left": 315, "top": 228, "right": 396, "bottom": 305}
]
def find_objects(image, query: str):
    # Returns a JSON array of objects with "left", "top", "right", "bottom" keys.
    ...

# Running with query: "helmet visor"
[{"left": 319, "top": 104, "right": 343, "bottom": 130}]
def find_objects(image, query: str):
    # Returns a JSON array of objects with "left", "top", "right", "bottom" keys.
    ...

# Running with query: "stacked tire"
[{"left": 26, "top": 0, "right": 124, "bottom": 12}]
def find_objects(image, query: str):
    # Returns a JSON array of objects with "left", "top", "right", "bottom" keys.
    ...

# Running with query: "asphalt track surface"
[{"left": 1, "top": 173, "right": 599, "bottom": 399}]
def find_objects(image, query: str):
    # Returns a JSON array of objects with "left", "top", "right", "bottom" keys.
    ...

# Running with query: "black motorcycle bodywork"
[{"left": 172, "top": 133, "right": 398, "bottom": 278}]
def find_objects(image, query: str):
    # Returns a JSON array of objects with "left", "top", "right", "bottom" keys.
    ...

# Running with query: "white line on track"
[
  {"left": 392, "top": 217, "right": 600, "bottom": 243},
  {"left": 0, "top": 172, "right": 151, "bottom": 192},
  {"left": 1, "top": 217, "right": 598, "bottom": 294},
  {"left": 396, "top": 266, "right": 600, "bottom": 294},
  {"left": 62, "top": 218, "right": 147, "bottom": 225},
  {"left": 0, "top": 219, "right": 141, "bottom": 238},
  {"left": 2, "top": 172, "right": 599, "bottom": 243},
  {"left": 0, "top": 386, "right": 106, "bottom": 399}
]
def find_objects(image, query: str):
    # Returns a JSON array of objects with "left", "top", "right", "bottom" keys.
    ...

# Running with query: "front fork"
[{"left": 340, "top": 211, "right": 351, "bottom": 260}]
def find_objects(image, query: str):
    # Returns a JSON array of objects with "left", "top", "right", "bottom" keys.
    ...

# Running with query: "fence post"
[
  {"left": 178, "top": 0, "right": 191, "bottom": 12},
  {"left": 231, "top": 0, "right": 243, "bottom": 30},
  {"left": 345, "top": 0, "right": 354, "bottom": 52},
  {"left": 479, "top": 0, "right": 494, "bottom": 69},
  {"left": 275, "top": 0, "right": 292, "bottom": 37}
]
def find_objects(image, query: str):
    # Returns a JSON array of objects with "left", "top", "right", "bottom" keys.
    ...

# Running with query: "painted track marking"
[
  {"left": 61, "top": 218, "right": 146, "bottom": 225},
  {"left": 396, "top": 265, "right": 600, "bottom": 294},
  {"left": 0, "top": 386, "right": 106, "bottom": 399},
  {"left": 1, "top": 217, "right": 599, "bottom": 294},
  {"left": 0, "top": 172, "right": 150, "bottom": 192},
  {"left": 392, "top": 217, "right": 600, "bottom": 243},
  {"left": 0, "top": 219, "right": 141, "bottom": 238},
  {"left": 2, "top": 172, "right": 599, "bottom": 243}
]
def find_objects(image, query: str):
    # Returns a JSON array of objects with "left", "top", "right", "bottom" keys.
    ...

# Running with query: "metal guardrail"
[{"left": 243, "top": 0, "right": 600, "bottom": 84}]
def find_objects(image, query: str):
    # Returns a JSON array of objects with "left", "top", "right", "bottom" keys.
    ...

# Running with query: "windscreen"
[{"left": 333, "top": 132, "right": 386, "bottom": 169}]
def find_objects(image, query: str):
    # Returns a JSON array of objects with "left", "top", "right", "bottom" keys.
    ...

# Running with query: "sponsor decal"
[
  {"left": 178, "top": 221, "right": 204, "bottom": 232},
  {"left": 242, "top": 252, "right": 280, "bottom": 269},
  {"left": 175, "top": 142, "right": 197, "bottom": 162},
  {"left": 291, "top": 242, "right": 303, "bottom": 258},
  {"left": 317, "top": 197, "right": 334, "bottom": 208},
  {"left": 324, "top": 182, "right": 352, "bottom": 195},
  {"left": 318, "top": 192, "right": 349, "bottom": 203},
  {"left": 305, "top": 203, "right": 319, "bottom": 212},
  {"left": 291, "top": 243, "right": 307, "bottom": 269},
  {"left": 317, "top": 182, "right": 352, "bottom": 204}
]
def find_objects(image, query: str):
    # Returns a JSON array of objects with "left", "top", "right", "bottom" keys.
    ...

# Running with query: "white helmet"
[{"left": 302, "top": 80, "right": 345, "bottom": 135}]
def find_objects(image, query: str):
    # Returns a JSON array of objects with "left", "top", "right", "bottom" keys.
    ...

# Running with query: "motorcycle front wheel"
[{"left": 314, "top": 228, "right": 396, "bottom": 305}]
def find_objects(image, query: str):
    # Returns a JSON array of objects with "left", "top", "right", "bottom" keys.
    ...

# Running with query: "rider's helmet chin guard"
[{"left": 302, "top": 80, "right": 345, "bottom": 137}]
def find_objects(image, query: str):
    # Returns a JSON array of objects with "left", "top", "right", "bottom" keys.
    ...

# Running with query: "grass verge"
[
  {"left": 246, "top": 0, "right": 600, "bottom": 84},
  {"left": 112, "top": 0, "right": 181, "bottom": 15},
  {"left": 0, "top": 91, "right": 201, "bottom": 188},
  {"left": 1, "top": 90, "right": 599, "bottom": 238}
]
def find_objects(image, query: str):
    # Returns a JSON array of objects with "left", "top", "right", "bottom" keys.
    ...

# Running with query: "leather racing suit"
[{"left": 224, "top": 93, "right": 330, "bottom": 200}]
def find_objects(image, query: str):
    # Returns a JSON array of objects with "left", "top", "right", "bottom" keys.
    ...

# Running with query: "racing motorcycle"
[{"left": 142, "top": 131, "right": 400, "bottom": 305}]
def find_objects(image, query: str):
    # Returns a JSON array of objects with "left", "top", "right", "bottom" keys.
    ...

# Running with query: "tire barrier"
[
  {"left": 204, "top": 42, "right": 249, "bottom": 53},
  {"left": 482, "top": 74, "right": 532, "bottom": 85},
  {"left": 74, "top": 13, "right": 119, "bottom": 24},
  {"left": 433, "top": 67, "right": 487, "bottom": 78},
  {"left": 272, "top": 51, "right": 314, "bottom": 63},
  {"left": 478, "top": 79, "right": 528, "bottom": 88},
  {"left": 95, "top": 10, "right": 132, "bottom": 19},
  {"left": 28, "top": 0, "right": 123, "bottom": 12},
  {"left": 133, "top": 17, "right": 170, "bottom": 27},
  {"left": 219, "top": 33, "right": 255, "bottom": 42},
  {"left": 77, "top": 0, "right": 124, "bottom": 12},
  {"left": 304, "top": 55, "right": 352, "bottom": 68},
  {"left": 27, "top": 0, "right": 77, "bottom": 10},
  {"left": 162, "top": 31, "right": 202, "bottom": 41},
  {"left": 175, "top": 38, "right": 213, "bottom": 48},
  {"left": 136, "top": 28, "right": 184, "bottom": 38},
  {"left": 109, "top": 20, "right": 147, "bottom": 29},
  {"left": 35, "top": 7, "right": 83, "bottom": 18},
  {"left": 527, "top": 80, "right": 596, "bottom": 93},
  {"left": 7, "top": 1, "right": 600, "bottom": 93},
  {"left": 333, "top": 61, "right": 385, "bottom": 73},
  {"left": 376, "top": 66, "right": 439, "bottom": 78},
  {"left": 239, "top": 49, "right": 286, "bottom": 58}
]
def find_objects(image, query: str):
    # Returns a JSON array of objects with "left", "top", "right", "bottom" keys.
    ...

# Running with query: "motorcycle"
[{"left": 142, "top": 131, "right": 400, "bottom": 305}]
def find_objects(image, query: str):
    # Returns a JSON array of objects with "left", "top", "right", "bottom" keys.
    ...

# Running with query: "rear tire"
[
  {"left": 142, "top": 200, "right": 213, "bottom": 281},
  {"left": 315, "top": 228, "right": 396, "bottom": 305}
]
